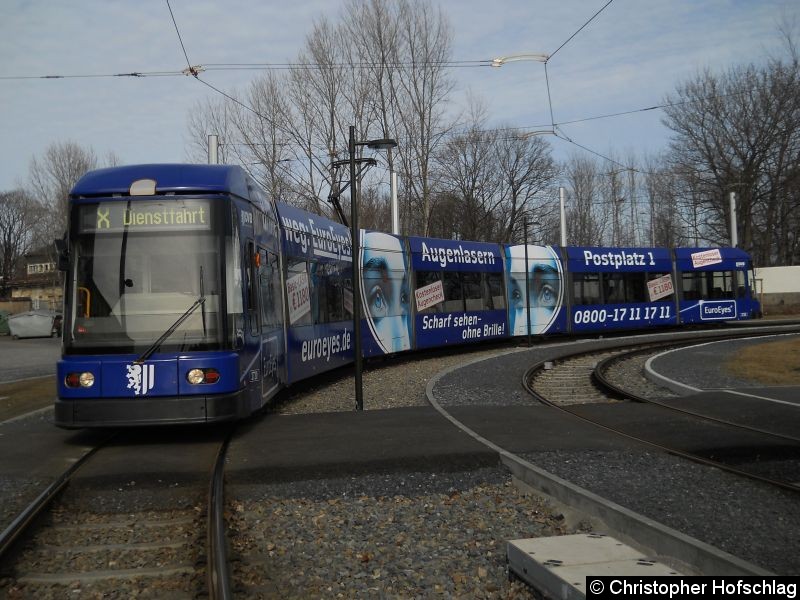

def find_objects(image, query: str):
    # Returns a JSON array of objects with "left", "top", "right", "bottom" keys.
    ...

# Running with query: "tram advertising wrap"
[
  {"left": 674, "top": 247, "right": 755, "bottom": 323},
  {"left": 409, "top": 237, "right": 507, "bottom": 349},
  {"left": 277, "top": 202, "right": 355, "bottom": 382},
  {"left": 504, "top": 244, "right": 567, "bottom": 336},
  {"left": 55, "top": 164, "right": 760, "bottom": 428},
  {"left": 567, "top": 247, "right": 677, "bottom": 331},
  {"left": 360, "top": 230, "right": 413, "bottom": 356}
]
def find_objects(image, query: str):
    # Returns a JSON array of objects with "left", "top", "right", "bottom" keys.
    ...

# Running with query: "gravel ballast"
[
  {"left": 228, "top": 344, "right": 587, "bottom": 598},
  {"left": 432, "top": 344, "right": 800, "bottom": 575},
  {"left": 229, "top": 468, "right": 580, "bottom": 598}
]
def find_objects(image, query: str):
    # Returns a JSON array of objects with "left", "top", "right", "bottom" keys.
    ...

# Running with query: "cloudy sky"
[{"left": 1, "top": 0, "right": 796, "bottom": 191}]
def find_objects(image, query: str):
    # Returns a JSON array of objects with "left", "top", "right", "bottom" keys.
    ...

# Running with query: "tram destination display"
[{"left": 78, "top": 200, "right": 212, "bottom": 233}]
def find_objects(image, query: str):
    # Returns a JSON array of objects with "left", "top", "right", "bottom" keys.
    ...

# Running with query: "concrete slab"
[{"left": 507, "top": 533, "right": 683, "bottom": 600}]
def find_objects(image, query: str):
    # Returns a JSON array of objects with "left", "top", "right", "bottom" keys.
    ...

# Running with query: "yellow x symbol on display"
[{"left": 96, "top": 208, "right": 111, "bottom": 229}]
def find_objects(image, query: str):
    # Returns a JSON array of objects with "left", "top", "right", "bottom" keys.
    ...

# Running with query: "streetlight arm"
[{"left": 363, "top": 138, "right": 398, "bottom": 150}]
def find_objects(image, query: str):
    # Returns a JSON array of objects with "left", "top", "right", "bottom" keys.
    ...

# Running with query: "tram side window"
[
  {"left": 603, "top": 273, "right": 627, "bottom": 304},
  {"left": 246, "top": 241, "right": 259, "bottom": 335},
  {"left": 462, "top": 272, "right": 485, "bottom": 311},
  {"left": 573, "top": 273, "right": 601, "bottom": 305},
  {"left": 270, "top": 254, "right": 282, "bottom": 324},
  {"left": 712, "top": 271, "right": 736, "bottom": 299},
  {"left": 681, "top": 271, "right": 736, "bottom": 301},
  {"left": 296, "top": 260, "right": 348, "bottom": 325},
  {"left": 486, "top": 272, "right": 506, "bottom": 310},
  {"left": 287, "top": 259, "right": 312, "bottom": 326},
  {"left": 647, "top": 272, "right": 674, "bottom": 301},
  {"left": 735, "top": 271, "right": 746, "bottom": 298},
  {"left": 318, "top": 262, "right": 347, "bottom": 323},
  {"left": 604, "top": 272, "right": 648, "bottom": 304},
  {"left": 443, "top": 272, "right": 464, "bottom": 312},
  {"left": 309, "top": 261, "right": 327, "bottom": 324},
  {"left": 681, "top": 272, "right": 705, "bottom": 300},
  {"left": 415, "top": 271, "right": 444, "bottom": 314},
  {"left": 625, "top": 273, "right": 647, "bottom": 302},
  {"left": 258, "top": 249, "right": 279, "bottom": 330},
  {"left": 226, "top": 209, "right": 244, "bottom": 347},
  {"left": 415, "top": 271, "right": 503, "bottom": 313},
  {"left": 343, "top": 278, "right": 354, "bottom": 318}
]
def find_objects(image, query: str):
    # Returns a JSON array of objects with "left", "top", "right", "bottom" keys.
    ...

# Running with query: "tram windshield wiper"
[
  {"left": 135, "top": 274, "right": 206, "bottom": 364},
  {"left": 135, "top": 296, "right": 206, "bottom": 364}
]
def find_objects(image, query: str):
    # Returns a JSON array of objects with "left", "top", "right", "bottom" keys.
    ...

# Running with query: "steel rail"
[
  {"left": 593, "top": 345, "right": 800, "bottom": 445},
  {"left": 207, "top": 426, "right": 236, "bottom": 600},
  {"left": 523, "top": 333, "right": 800, "bottom": 495},
  {"left": 0, "top": 434, "right": 114, "bottom": 560}
]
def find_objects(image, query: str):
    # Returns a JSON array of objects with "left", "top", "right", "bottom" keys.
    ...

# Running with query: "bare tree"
[
  {"left": 432, "top": 99, "right": 499, "bottom": 240},
  {"left": 495, "top": 133, "right": 558, "bottom": 243},
  {"left": 639, "top": 155, "right": 686, "bottom": 248},
  {"left": 0, "top": 190, "right": 39, "bottom": 297},
  {"left": 27, "top": 141, "right": 101, "bottom": 245},
  {"left": 186, "top": 95, "right": 238, "bottom": 165},
  {"left": 393, "top": 0, "right": 455, "bottom": 235},
  {"left": 662, "top": 34, "right": 800, "bottom": 265},
  {"left": 342, "top": 0, "right": 402, "bottom": 230},
  {"left": 183, "top": 0, "right": 455, "bottom": 237},
  {"left": 563, "top": 154, "right": 606, "bottom": 246},
  {"left": 240, "top": 73, "right": 297, "bottom": 202}
]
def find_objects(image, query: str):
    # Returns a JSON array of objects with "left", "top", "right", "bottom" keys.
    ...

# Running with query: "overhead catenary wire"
[
  {"left": 0, "top": 71, "right": 185, "bottom": 80},
  {"left": 3, "top": 0, "right": 711, "bottom": 183},
  {"left": 166, "top": 0, "right": 194, "bottom": 74},
  {"left": 548, "top": 0, "right": 615, "bottom": 62},
  {"left": 0, "top": 60, "right": 498, "bottom": 81}
]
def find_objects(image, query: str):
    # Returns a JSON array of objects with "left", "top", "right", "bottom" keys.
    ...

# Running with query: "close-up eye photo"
[{"left": 368, "top": 284, "right": 388, "bottom": 319}]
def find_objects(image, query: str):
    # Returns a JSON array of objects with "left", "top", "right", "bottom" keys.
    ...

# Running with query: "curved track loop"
[
  {"left": 593, "top": 347, "right": 800, "bottom": 445},
  {"left": 523, "top": 332, "right": 800, "bottom": 495}
]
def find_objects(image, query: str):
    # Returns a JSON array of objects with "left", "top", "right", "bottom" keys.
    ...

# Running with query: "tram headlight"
[
  {"left": 65, "top": 372, "right": 95, "bottom": 388},
  {"left": 186, "top": 368, "right": 220, "bottom": 385},
  {"left": 187, "top": 368, "right": 205, "bottom": 385}
]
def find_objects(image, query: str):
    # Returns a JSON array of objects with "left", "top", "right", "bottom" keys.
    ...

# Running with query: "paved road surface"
[{"left": 0, "top": 335, "right": 60, "bottom": 382}]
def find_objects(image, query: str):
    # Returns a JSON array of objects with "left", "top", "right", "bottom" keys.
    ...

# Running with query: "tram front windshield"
[{"left": 67, "top": 199, "right": 225, "bottom": 353}]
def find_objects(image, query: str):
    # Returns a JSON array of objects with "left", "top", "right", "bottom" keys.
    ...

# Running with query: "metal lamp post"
[{"left": 348, "top": 125, "right": 398, "bottom": 411}]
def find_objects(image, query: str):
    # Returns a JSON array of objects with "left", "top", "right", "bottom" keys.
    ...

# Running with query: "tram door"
[{"left": 257, "top": 247, "right": 283, "bottom": 399}]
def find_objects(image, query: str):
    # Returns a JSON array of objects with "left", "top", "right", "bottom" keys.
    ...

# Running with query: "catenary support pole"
[
  {"left": 208, "top": 135, "right": 219, "bottom": 165},
  {"left": 559, "top": 187, "right": 567, "bottom": 247}
]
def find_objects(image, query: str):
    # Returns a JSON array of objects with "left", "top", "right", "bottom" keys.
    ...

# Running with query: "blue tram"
[{"left": 54, "top": 164, "right": 760, "bottom": 427}]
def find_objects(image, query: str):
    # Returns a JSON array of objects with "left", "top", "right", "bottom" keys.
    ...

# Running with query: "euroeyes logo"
[{"left": 699, "top": 300, "right": 736, "bottom": 320}]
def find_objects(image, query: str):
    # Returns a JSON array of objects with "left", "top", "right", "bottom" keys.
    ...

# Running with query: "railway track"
[
  {"left": 525, "top": 333, "right": 800, "bottom": 493},
  {"left": 0, "top": 428, "right": 235, "bottom": 599}
]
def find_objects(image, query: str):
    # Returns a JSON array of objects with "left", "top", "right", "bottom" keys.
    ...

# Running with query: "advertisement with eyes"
[
  {"left": 504, "top": 244, "right": 566, "bottom": 336},
  {"left": 409, "top": 237, "right": 508, "bottom": 350},
  {"left": 360, "top": 231, "right": 412, "bottom": 356}
]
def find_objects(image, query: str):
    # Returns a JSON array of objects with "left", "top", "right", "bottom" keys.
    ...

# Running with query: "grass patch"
[
  {"left": 725, "top": 337, "right": 800, "bottom": 385},
  {"left": 0, "top": 376, "right": 55, "bottom": 421}
]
